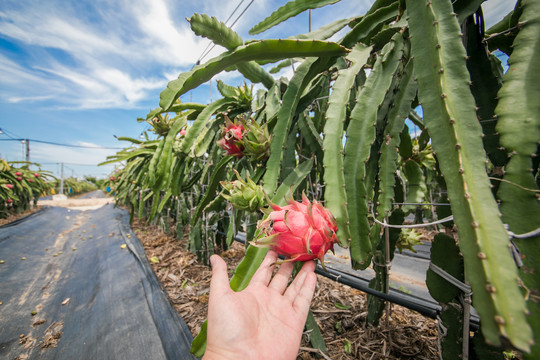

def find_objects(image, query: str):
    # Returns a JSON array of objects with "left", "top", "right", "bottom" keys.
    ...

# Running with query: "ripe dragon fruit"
[
  {"left": 217, "top": 117, "right": 245, "bottom": 158},
  {"left": 252, "top": 193, "right": 338, "bottom": 269}
]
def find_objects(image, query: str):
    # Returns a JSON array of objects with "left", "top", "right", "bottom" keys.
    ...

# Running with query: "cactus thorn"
[
  {"left": 433, "top": 20, "right": 438, "bottom": 26},
  {"left": 438, "top": 68, "right": 444, "bottom": 74},
  {"left": 486, "top": 284, "right": 496, "bottom": 293},
  {"left": 477, "top": 252, "right": 486, "bottom": 259},
  {"left": 435, "top": 44, "right": 441, "bottom": 49},
  {"left": 472, "top": 221, "right": 479, "bottom": 228},
  {"left": 449, "top": 119, "right": 455, "bottom": 125},
  {"left": 458, "top": 168, "right": 464, "bottom": 174},
  {"left": 441, "top": 93, "right": 447, "bottom": 99},
  {"left": 494, "top": 316, "right": 505, "bottom": 325},
  {"left": 464, "top": 192, "right": 471, "bottom": 199},
  {"left": 455, "top": 144, "right": 461, "bottom": 149}
]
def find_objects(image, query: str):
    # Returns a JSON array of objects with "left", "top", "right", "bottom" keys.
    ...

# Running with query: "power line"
[
  {"left": 0, "top": 138, "right": 123, "bottom": 150},
  {"left": 0, "top": 127, "right": 24, "bottom": 140},
  {"left": 196, "top": 0, "right": 256, "bottom": 64},
  {"left": 196, "top": 0, "right": 247, "bottom": 65},
  {"left": 40, "top": 161, "right": 115, "bottom": 167}
]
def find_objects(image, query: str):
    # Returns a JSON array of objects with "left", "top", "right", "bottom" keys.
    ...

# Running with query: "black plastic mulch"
[{"left": 0, "top": 204, "right": 195, "bottom": 359}]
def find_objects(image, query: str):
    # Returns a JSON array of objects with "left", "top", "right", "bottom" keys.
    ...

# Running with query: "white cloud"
[
  {"left": 0, "top": 0, "right": 207, "bottom": 109},
  {"left": 483, "top": 0, "right": 517, "bottom": 29},
  {"left": 0, "top": 0, "right": 521, "bottom": 111}
]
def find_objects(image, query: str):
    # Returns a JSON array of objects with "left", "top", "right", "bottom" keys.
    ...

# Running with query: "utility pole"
[
  {"left": 60, "top": 163, "right": 64, "bottom": 195},
  {"left": 25, "top": 139, "right": 30, "bottom": 162}
]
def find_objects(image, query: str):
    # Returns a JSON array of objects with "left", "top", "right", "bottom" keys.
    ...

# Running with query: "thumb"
[{"left": 209, "top": 255, "right": 230, "bottom": 296}]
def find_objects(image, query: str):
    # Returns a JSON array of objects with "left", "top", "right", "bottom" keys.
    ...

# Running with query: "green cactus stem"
[{"left": 407, "top": 0, "right": 532, "bottom": 350}]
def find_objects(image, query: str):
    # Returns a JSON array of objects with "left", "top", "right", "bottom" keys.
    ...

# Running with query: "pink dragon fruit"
[
  {"left": 179, "top": 129, "right": 186, "bottom": 136},
  {"left": 253, "top": 193, "right": 338, "bottom": 269},
  {"left": 217, "top": 117, "right": 245, "bottom": 158}
]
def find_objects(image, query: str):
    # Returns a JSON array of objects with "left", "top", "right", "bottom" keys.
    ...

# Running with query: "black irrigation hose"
[
  {"left": 314, "top": 265, "right": 440, "bottom": 318},
  {"left": 220, "top": 230, "right": 480, "bottom": 330}
]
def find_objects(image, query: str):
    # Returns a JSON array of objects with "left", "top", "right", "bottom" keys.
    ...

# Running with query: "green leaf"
[
  {"left": 249, "top": 0, "right": 341, "bottom": 35},
  {"left": 290, "top": 17, "right": 351, "bottom": 40},
  {"left": 190, "top": 156, "right": 234, "bottom": 226},
  {"left": 341, "top": 2, "right": 399, "bottom": 48},
  {"left": 426, "top": 233, "right": 464, "bottom": 303},
  {"left": 272, "top": 158, "right": 313, "bottom": 206},
  {"left": 189, "top": 13, "right": 275, "bottom": 88},
  {"left": 344, "top": 35, "right": 402, "bottom": 268},
  {"left": 263, "top": 58, "right": 319, "bottom": 195},
  {"left": 159, "top": 39, "right": 349, "bottom": 110},
  {"left": 407, "top": 0, "right": 532, "bottom": 350},
  {"left": 323, "top": 44, "right": 371, "bottom": 253},
  {"left": 494, "top": 0, "right": 540, "bottom": 356},
  {"left": 305, "top": 310, "right": 327, "bottom": 354}
]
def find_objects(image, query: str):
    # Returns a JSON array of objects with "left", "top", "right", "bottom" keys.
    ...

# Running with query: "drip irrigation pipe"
[{"left": 218, "top": 230, "right": 480, "bottom": 330}]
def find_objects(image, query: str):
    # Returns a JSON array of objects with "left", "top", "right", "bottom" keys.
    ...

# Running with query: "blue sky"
[{"left": 0, "top": 0, "right": 516, "bottom": 179}]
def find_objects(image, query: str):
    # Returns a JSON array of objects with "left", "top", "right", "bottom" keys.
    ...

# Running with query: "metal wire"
[{"left": 371, "top": 207, "right": 454, "bottom": 228}]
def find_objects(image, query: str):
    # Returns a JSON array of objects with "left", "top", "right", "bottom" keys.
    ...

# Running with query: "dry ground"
[{"left": 133, "top": 217, "right": 439, "bottom": 359}]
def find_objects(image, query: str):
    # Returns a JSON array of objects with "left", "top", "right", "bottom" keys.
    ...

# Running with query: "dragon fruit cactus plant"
[
  {"left": 217, "top": 116, "right": 245, "bottom": 158},
  {"left": 253, "top": 193, "right": 338, "bottom": 269}
]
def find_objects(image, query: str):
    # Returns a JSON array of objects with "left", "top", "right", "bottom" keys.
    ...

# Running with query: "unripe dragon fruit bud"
[
  {"left": 16, "top": 177, "right": 22, "bottom": 182},
  {"left": 217, "top": 116, "right": 245, "bottom": 158},
  {"left": 220, "top": 170, "right": 266, "bottom": 212},
  {"left": 6, "top": 198, "right": 13, "bottom": 204},
  {"left": 109, "top": 176, "right": 116, "bottom": 181},
  {"left": 237, "top": 117, "right": 272, "bottom": 162},
  {"left": 252, "top": 193, "right": 338, "bottom": 269},
  {"left": 5, "top": 184, "right": 13, "bottom": 189},
  {"left": 15, "top": 172, "right": 22, "bottom": 176},
  {"left": 34, "top": 173, "right": 40, "bottom": 177},
  {"left": 180, "top": 129, "right": 186, "bottom": 136}
]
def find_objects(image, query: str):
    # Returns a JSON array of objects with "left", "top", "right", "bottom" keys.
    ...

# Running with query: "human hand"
[{"left": 202, "top": 250, "right": 317, "bottom": 360}]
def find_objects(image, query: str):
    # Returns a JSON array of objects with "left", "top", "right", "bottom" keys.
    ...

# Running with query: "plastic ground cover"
[{"left": 0, "top": 204, "right": 195, "bottom": 359}]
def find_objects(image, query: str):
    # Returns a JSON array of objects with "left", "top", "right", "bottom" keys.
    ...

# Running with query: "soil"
[{"left": 132, "top": 216, "right": 439, "bottom": 359}]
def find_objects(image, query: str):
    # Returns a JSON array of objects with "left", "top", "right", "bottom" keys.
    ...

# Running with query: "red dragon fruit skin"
[
  {"left": 217, "top": 119, "right": 245, "bottom": 158},
  {"left": 254, "top": 193, "right": 338, "bottom": 269}
]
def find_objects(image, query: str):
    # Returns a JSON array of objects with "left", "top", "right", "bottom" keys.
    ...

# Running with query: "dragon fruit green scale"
[
  {"left": 220, "top": 170, "right": 266, "bottom": 212},
  {"left": 253, "top": 193, "right": 338, "bottom": 269}
]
